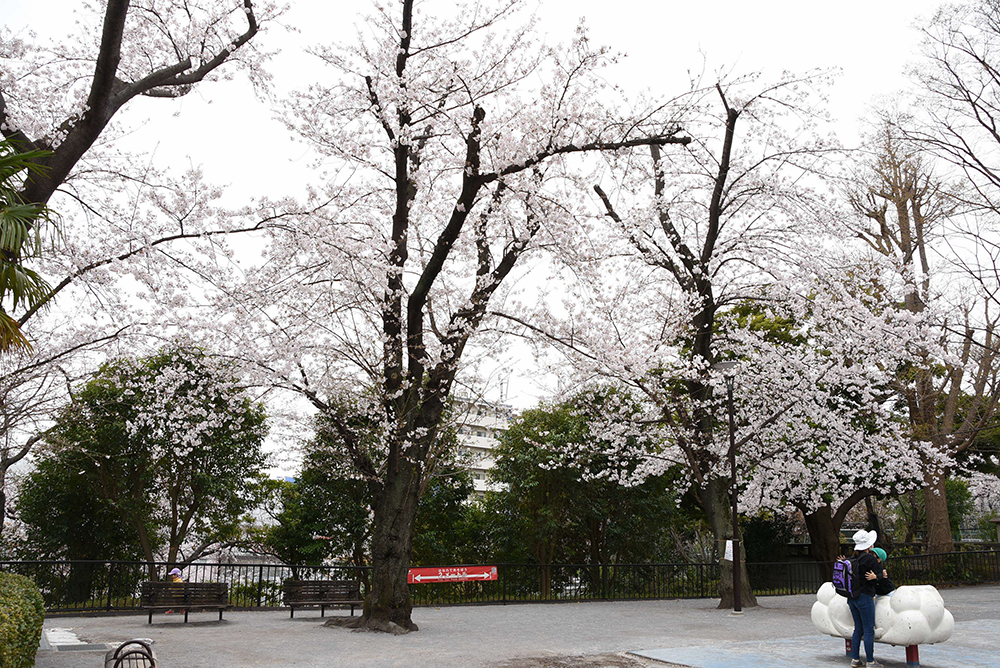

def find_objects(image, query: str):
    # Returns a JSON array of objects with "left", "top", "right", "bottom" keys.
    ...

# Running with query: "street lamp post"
[{"left": 713, "top": 361, "right": 742, "bottom": 613}]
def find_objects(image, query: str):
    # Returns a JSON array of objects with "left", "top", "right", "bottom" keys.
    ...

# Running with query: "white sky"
[
  {"left": 3, "top": 0, "right": 946, "bottom": 195},
  {"left": 3, "top": 0, "right": 948, "bottom": 412}
]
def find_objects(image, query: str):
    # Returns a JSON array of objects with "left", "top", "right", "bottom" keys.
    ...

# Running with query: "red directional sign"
[{"left": 408, "top": 565, "right": 498, "bottom": 584}]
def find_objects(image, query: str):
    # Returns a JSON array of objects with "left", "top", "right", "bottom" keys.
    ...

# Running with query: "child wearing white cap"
[
  {"left": 165, "top": 567, "right": 184, "bottom": 615},
  {"left": 847, "top": 529, "right": 885, "bottom": 668}
]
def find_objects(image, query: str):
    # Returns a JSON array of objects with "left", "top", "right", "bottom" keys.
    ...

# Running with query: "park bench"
[
  {"left": 104, "top": 639, "right": 157, "bottom": 668},
  {"left": 140, "top": 581, "right": 231, "bottom": 624},
  {"left": 282, "top": 579, "right": 363, "bottom": 618}
]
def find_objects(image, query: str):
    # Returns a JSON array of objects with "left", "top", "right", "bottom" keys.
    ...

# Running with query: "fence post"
[
  {"left": 256, "top": 565, "right": 264, "bottom": 608},
  {"left": 106, "top": 562, "right": 114, "bottom": 611},
  {"left": 502, "top": 564, "right": 507, "bottom": 606}
]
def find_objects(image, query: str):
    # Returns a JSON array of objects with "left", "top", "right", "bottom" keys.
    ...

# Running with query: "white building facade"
[{"left": 452, "top": 396, "right": 514, "bottom": 495}]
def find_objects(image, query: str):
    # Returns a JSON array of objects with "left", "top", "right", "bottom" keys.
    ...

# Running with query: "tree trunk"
[
  {"left": 540, "top": 565, "right": 551, "bottom": 600},
  {"left": 800, "top": 489, "right": 875, "bottom": 580},
  {"left": 132, "top": 517, "right": 158, "bottom": 579},
  {"left": 67, "top": 562, "right": 98, "bottom": 604},
  {"left": 0, "top": 474, "right": 6, "bottom": 535},
  {"left": 332, "top": 456, "right": 421, "bottom": 633},
  {"left": 923, "top": 467, "right": 954, "bottom": 554},
  {"left": 352, "top": 536, "right": 370, "bottom": 593},
  {"left": 865, "top": 496, "right": 887, "bottom": 548},
  {"left": 903, "top": 489, "right": 921, "bottom": 544},
  {"left": 802, "top": 504, "right": 843, "bottom": 581},
  {"left": 700, "top": 477, "right": 756, "bottom": 609}
]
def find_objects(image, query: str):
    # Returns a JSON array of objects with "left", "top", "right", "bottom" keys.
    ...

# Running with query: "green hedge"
[{"left": 0, "top": 572, "right": 45, "bottom": 668}]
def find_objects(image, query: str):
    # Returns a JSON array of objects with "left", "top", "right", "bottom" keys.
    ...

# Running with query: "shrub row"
[{"left": 0, "top": 572, "right": 45, "bottom": 668}]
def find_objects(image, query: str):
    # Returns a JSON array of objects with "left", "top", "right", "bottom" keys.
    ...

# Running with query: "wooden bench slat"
[
  {"left": 282, "top": 579, "right": 363, "bottom": 618},
  {"left": 140, "top": 581, "right": 230, "bottom": 624}
]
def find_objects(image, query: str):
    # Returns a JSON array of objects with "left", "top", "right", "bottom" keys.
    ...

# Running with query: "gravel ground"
[{"left": 33, "top": 584, "right": 1000, "bottom": 668}]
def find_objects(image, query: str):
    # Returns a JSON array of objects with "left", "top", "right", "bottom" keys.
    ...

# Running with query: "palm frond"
[
  {"left": 0, "top": 310, "right": 33, "bottom": 354},
  {"left": 0, "top": 136, "right": 57, "bottom": 326},
  {"left": 0, "top": 261, "right": 53, "bottom": 310},
  {"left": 1, "top": 209, "right": 46, "bottom": 255}
]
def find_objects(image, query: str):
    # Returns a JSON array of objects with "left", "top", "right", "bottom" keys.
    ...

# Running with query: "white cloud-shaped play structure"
[{"left": 811, "top": 582, "right": 954, "bottom": 646}]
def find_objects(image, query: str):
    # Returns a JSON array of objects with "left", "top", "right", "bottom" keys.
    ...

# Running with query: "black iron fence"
[
  {"left": 2, "top": 549, "right": 997, "bottom": 614},
  {"left": 0, "top": 560, "right": 369, "bottom": 614},
  {"left": 890, "top": 549, "right": 1000, "bottom": 585},
  {"left": 409, "top": 562, "right": 721, "bottom": 606}
]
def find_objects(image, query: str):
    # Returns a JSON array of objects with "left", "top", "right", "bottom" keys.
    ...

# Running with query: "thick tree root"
[{"left": 324, "top": 616, "right": 417, "bottom": 634}]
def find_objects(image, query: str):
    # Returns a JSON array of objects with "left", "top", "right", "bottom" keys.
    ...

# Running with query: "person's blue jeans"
[{"left": 847, "top": 594, "right": 876, "bottom": 662}]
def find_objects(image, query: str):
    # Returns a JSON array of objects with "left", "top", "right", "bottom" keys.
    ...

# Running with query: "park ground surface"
[{"left": 34, "top": 584, "right": 1000, "bottom": 668}]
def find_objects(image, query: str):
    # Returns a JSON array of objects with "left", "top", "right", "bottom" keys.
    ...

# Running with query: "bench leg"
[
  {"left": 321, "top": 605, "right": 325, "bottom": 618},
  {"left": 184, "top": 609, "right": 189, "bottom": 623},
  {"left": 148, "top": 610, "right": 153, "bottom": 625},
  {"left": 219, "top": 608, "right": 223, "bottom": 622},
  {"left": 906, "top": 645, "right": 919, "bottom": 667},
  {"left": 290, "top": 607, "right": 294, "bottom": 619},
  {"left": 350, "top": 604, "right": 355, "bottom": 617}
]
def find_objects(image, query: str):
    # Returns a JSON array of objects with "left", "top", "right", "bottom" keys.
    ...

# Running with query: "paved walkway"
[{"left": 34, "top": 585, "right": 1000, "bottom": 668}]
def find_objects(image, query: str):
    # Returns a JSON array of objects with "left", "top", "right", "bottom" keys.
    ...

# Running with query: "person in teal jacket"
[{"left": 872, "top": 547, "right": 895, "bottom": 596}]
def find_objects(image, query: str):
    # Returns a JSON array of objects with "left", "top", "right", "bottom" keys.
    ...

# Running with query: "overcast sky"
[
  {"left": 3, "top": 0, "right": 950, "bottom": 409},
  {"left": 4, "top": 0, "right": 946, "bottom": 196}
]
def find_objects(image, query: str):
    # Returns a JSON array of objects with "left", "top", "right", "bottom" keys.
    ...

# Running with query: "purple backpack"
[{"left": 832, "top": 557, "right": 860, "bottom": 598}]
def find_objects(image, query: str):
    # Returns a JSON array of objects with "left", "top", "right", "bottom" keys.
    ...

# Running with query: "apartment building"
[{"left": 452, "top": 396, "right": 514, "bottom": 495}]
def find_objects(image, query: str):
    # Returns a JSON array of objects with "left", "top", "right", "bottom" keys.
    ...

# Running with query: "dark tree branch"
[
  {"left": 17, "top": 213, "right": 289, "bottom": 327},
  {"left": 704, "top": 84, "right": 740, "bottom": 266},
  {"left": 486, "top": 130, "right": 691, "bottom": 183},
  {"left": 15, "top": 0, "right": 260, "bottom": 206},
  {"left": 406, "top": 105, "right": 488, "bottom": 379}
]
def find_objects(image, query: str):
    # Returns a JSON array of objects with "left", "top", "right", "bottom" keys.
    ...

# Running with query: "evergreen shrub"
[{"left": 0, "top": 572, "right": 45, "bottom": 668}]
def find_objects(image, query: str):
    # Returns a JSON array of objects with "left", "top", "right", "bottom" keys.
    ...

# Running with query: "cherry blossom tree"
[
  {"left": 0, "top": 0, "right": 283, "bottom": 532},
  {"left": 210, "top": 0, "right": 692, "bottom": 632},
  {"left": 908, "top": 0, "right": 1000, "bottom": 213},
  {"left": 721, "top": 301, "right": 925, "bottom": 573},
  {"left": 844, "top": 118, "right": 1000, "bottom": 554},
  {"left": 0, "top": 0, "right": 278, "bottom": 206},
  {"left": 0, "top": 165, "right": 289, "bottom": 537},
  {"left": 497, "top": 74, "right": 934, "bottom": 608},
  {"left": 0, "top": 0, "right": 286, "bottom": 334}
]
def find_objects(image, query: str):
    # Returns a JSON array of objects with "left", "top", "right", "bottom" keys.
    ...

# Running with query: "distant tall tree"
[
  {"left": 909, "top": 0, "right": 1000, "bottom": 213},
  {"left": 846, "top": 118, "right": 1000, "bottom": 554}
]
